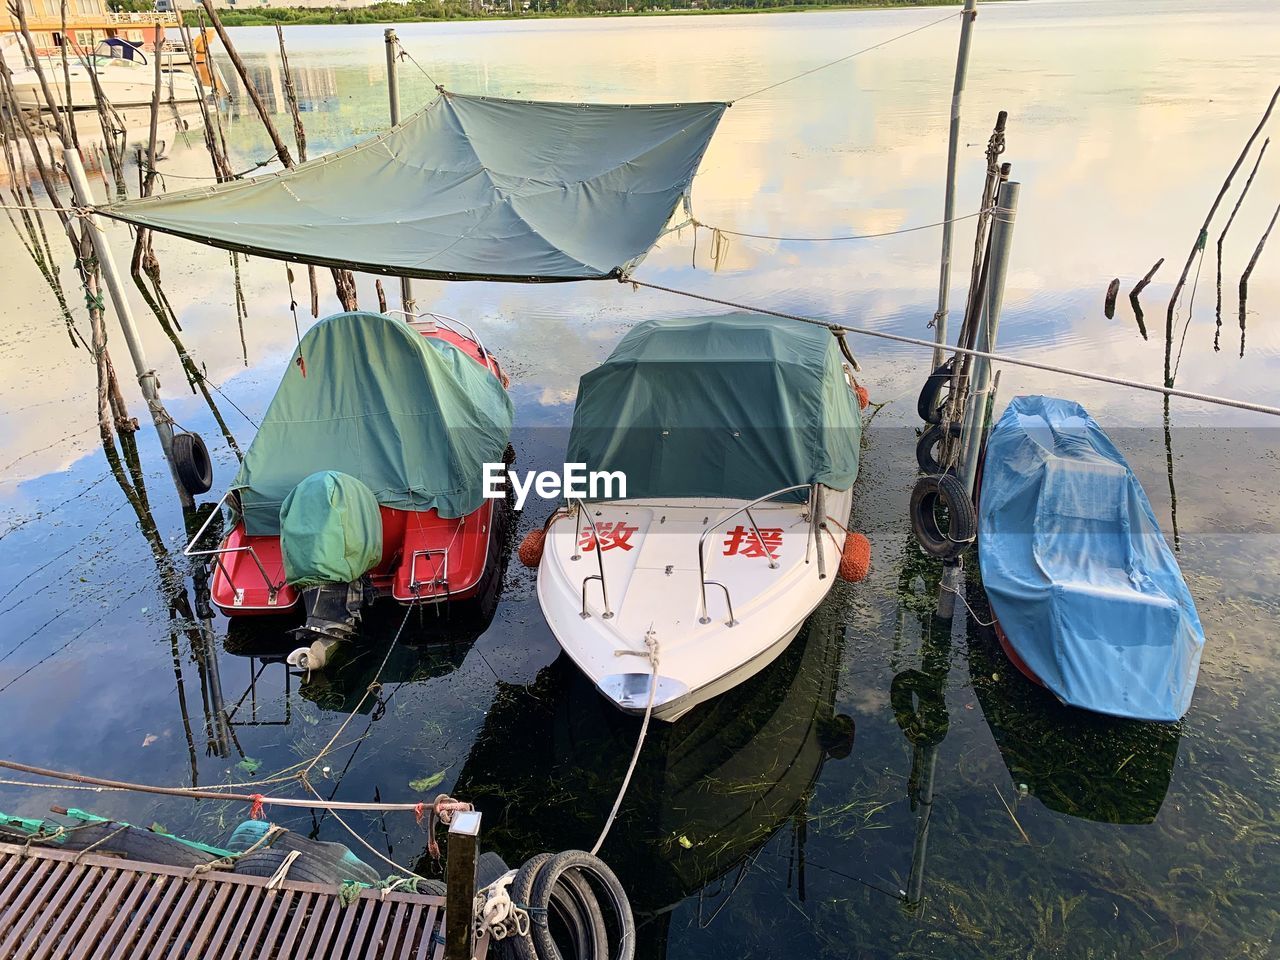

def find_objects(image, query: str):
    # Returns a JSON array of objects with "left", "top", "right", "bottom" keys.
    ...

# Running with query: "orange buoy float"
[
  {"left": 518, "top": 528, "right": 546, "bottom": 568},
  {"left": 855, "top": 382, "right": 870, "bottom": 411},
  {"left": 838, "top": 531, "right": 871, "bottom": 582}
]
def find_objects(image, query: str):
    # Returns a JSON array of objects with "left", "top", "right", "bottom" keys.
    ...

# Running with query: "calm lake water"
[{"left": 2, "top": 1, "right": 1280, "bottom": 956}]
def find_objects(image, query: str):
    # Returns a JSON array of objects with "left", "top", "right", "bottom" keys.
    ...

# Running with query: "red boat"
[{"left": 187, "top": 310, "right": 514, "bottom": 648}]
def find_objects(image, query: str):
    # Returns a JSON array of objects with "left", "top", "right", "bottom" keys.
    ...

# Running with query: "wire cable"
[
  {"left": 623, "top": 277, "right": 1280, "bottom": 418},
  {"left": 732, "top": 10, "right": 962, "bottom": 103}
]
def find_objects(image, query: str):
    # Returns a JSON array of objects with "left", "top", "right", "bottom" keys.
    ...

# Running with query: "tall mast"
[{"left": 930, "top": 0, "right": 979, "bottom": 372}]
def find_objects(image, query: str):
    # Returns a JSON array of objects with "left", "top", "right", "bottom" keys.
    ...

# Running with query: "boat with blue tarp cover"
[{"left": 977, "top": 395, "right": 1206, "bottom": 722}]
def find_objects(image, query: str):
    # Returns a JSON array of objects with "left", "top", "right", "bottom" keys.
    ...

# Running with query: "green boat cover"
[
  {"left": 567, "top": 313, "right": 861, "bottom": 502},
  {"left": 234, "top": 311, "right": 514, "bottom": 535},
  {"left": 280, "top": 471, "right": 383, "bottom": 588},
  {"left": 98, "top": 91, "right": 726, "bottom": 282}
]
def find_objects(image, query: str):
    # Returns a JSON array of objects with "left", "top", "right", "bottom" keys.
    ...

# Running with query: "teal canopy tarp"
[
  {"left": 234, "top": 311, "right": 514, "bottom": 535},
  {"left": 567, "top": 314, "right": 861, "bottom": 502},
  {"left": 99, "top": 91, "right": 726, "bottom": 282},
  {"left": 280, "top": 471, "right": 383, "bottom": 588}
]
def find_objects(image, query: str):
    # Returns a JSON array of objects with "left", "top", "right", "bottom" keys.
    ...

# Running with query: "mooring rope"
[
  {"left": 624, "top": 277, "right": 1280, "bottom": 418},
  {"left": 0, "top": 757, "right": 429, "bottom": 812},
  {"left": 591, "top": 629, "right": 660, "bottom": 856},
  {"left": 691, "top": 209, "right": 984, "bottom": 243}
]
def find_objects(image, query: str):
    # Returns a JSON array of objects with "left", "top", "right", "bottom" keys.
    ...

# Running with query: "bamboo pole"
[
  {"left": 131, "top": 28, "right": 242, "bottom": 460},
  {"left": 276, "top": 24, "right": 320, "bottom": 318},
  {"left": 7, "top": 0, "right": 70, "bottom": 145},
  {"left": 177, "top": 11, "right": 234, "bottom": 181},
  {"left": 1164, "top": 84, "right": 1279, "bottom": 386},
  {"left": 1237, "top": 201, "right": 1280, "bottom": 358},
  {"left": 1128, "top": 257, "right": 1163, "bottom": 342},
  {"left": 1216, "top": 138, "right": 1268, "bottom": 351},
  {"left": 385, "top": 27, "right": 415, "bottom": 313},
  {"left": 65, "top": 147, "right": 195, "bottom": 509},
  {"left": 57, "top": 0, "right": 79, "bottom": 150},
  {"left": 198, "top": 0, "right": 357, "bottom": 310}
]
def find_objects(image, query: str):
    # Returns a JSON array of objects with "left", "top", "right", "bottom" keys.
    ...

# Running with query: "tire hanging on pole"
[
  {"left": 909, "top": 473, "right": 976, "bottom": 560},
  {"left": 915, "top": 421, "right": 962, "bottom": 476},
  {"left": 916, "top": 357, "right": 956, "bottom": 424},
  {"left": 172, "top": 431, "right": 214, "bottom": 495}
]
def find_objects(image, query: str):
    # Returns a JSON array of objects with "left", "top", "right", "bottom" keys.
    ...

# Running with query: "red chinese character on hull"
[
  {"left": 579, "top": 521, "right": 639, "bottom": 552},
  {"left": 722, "top": 525, "right": 783, "bottom": 559}
]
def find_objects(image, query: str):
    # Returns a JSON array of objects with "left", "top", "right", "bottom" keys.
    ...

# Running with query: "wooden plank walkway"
[{"left": 0, "top": 840, "right": 485, "bottom": 960}]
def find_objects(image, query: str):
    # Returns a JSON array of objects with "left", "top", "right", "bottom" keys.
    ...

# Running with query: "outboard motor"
[{"left": 278, "top": 471, "right": 383, "bottom": 669}]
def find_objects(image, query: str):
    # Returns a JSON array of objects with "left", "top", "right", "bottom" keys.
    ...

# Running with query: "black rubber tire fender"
[
  {"left": 915, "top": 421, "right": 962, "bottom": 476},
  {"left": 232, "top": 847, "right": 351, "bottom": 885},
  {"left": 909, "top": 473, "right": 977, "bottom": 561},
  {"left": 477, "top": 850, "right": 511, "bottom": 890},
  {"left": 61, "top": 823, "right": 216, "bottom": 868},
  {"left": 172, "top": 431, "right": 214, "bottom": 496},
  {"left": 916, "top": 358, "right": 956, "bottom": 425},
  {"left": 530, "top": 850, "right": 635, "bottom": 960},
  {"left": 553, "top": 870, "right": 609, "bottom": 960},
  {"left": 508, "top": 854, "right": 604, "bottom": 960},
  {"left": 510, "top": 854, "right": 553, "bottom": 960}
]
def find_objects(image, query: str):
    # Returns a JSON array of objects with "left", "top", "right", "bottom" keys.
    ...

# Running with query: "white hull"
[
  {"left": 537, "top": 485, "right": 854, "bottom": 721},
  {"left": 10, "top": 62, "right": 203, "bottom": 109}
]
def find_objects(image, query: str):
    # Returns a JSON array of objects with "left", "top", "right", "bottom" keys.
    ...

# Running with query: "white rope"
[
  {"left": 265, "top": 849, "right": 302, "bottom": 890},
  {"left": 693, "top": 209, "right": 984, "bottom": 243},
  {"left": 301, "top": 779, "right": 427, "bottom": 881},
  {"left": 591, "top": 628, "right": 660, "bottom": 856},
  {"left": 474, "top": 869, "right": 529, "bottom": 942},
  {"left": 626, "top": 278, "right": 1280, "bottom": 419},
  {"left": 939, "top": 578, "right": 996, "bottom": 627},
  {"left": 0, "top": 201, "right": 87, "bottom": 215}
]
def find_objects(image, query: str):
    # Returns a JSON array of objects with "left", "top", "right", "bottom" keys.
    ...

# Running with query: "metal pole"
[
  {"left": 444, "top": 810, "right": 481, "bottom": 960},
  {"left": 957, "top": 180, "right": 1019, "bottom": 499},
  {"left": 385, "top": 28, "right": 416, "bottom": 313},
  {"left": 936, "top": 179, "right": 1018, "bottom": 622},
  {"left": 906, "top": 743, "right": 937, "bottom": 906},
  {"left": 63, "top": 147, "right": 193, "bottom": 509},
  {"left": 930, "top": 0, "right": 978, "bottom": 371}
]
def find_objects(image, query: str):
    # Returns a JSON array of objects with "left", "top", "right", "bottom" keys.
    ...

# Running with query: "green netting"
[
  {"left": 99, "top": 91, "right": 726, "bottom": 282},
  {"left": 234, "top": 311, "right": 513, "bottom": 535},
  {"left": 567, "top": 313, "right": 861, "bottom": 502},
  {"left": 280, "top": 471, "right": 383, "bottom": 588}
]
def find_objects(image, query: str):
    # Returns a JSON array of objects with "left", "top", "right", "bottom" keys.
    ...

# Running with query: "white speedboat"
[
  {"left": 532, "top": 313, "right": 866, "bottom": 721},
  {"left": 9, "top": 40, "right": 203, "bottom": 110}
]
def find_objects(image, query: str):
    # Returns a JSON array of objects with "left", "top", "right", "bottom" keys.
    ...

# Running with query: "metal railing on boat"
[
  {"left": 386, "top": 309, "right": 499, "bottom": 377},
  {"left": 697, "top": 483, "right": 819, "bottom": 627},
  {"left": 184, "top": 490, "right": 286, "bottom": 605},
  {"left": 571, "top": 497, "right": 613, "bottom": 620}
]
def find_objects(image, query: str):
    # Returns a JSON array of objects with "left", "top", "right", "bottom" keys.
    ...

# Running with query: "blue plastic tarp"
[{"left": 977, "top": 396, "right": 1205, "bottom": 722}]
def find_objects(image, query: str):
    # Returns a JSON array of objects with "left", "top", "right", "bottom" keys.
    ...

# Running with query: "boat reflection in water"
[
  {"left": 220, "top": 536, "right": 508, "bottom": 717},
  {"left": 448, "top": 598, "right": 854, "bottom": 954},
  {"left": 965, "top": 583, "right": 1182, "bottom": 825}
]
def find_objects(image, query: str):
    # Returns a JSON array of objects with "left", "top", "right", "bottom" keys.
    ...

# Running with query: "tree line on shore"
[{"left": 141, "top": 0, "right": 954, "bottom": 28}]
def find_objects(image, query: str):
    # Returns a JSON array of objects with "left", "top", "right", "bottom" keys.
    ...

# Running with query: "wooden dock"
[{"left": 0, "top": 840, "right": 484, "bottom": 959}]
